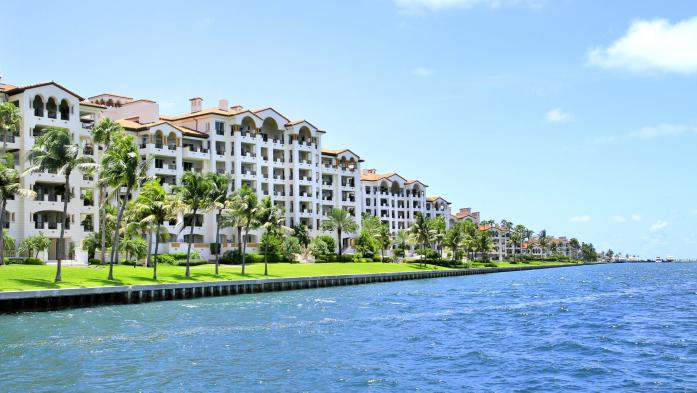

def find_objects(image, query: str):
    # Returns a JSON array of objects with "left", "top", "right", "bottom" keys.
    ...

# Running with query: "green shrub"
[
  {"left": 23, "top": 257, "right": 44, "bottom": 265},
  {"left": 4, "top": 257, "right": 45, "bottom": 265},
  {"left": 382, "top": 257, "right": 394, "bottom": 263},
  {"left": 121, "top": 260, "right": 137, "bottom": 266},
  {"left": 88, "top": 258, "right": 102, "bottom": 265},
  {"left": 155, "top": 254, "right": 176, "bottom": 265},
  {"left": 372, "top": 256, "right": 382, "bottom": 262},
  {"left": 315, "top": 235, "right": 336, "bottom": 253},
  {"left": 174, "top": 258, "right": 208, "bottom": 266},
  {"left": 167, "top": 251, "right": 200, "bottom": 260},
  {"left": 210, "top": 243, "right": 221, "bottom": 255}
]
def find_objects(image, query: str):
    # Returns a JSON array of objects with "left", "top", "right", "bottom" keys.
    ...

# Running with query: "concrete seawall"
[{"left": 0, "top": 263, "right": 586, "bottom": 313}]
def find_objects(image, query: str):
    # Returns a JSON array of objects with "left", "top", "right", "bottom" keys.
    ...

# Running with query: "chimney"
[
  {"left": 189, "top": 97, "right": 203, "bottom": 113},
  {"left": 218, "top": 99, "right": 229, "bottom": 111}
]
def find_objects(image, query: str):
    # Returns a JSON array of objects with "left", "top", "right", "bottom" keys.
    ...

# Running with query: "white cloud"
[
  {"left": 650, "top": 220, "right": 669, "bottom": 231},
  {"left": 594, "top": 124, "right": 697, "bottom": 144},
  {"left": 411, "top": 67, "right": 433, "bottom": 77},
  {"left": 570, "top": 215, "right": 592, "bottom": 222},
  {"left": 394, "top": 0, "right": 540, "bottom": 14},
  {"left": 631, "top": 214, "right": 641, "bottom": 221},
  {"left": 612, "top": 215, "right": 627, "bottom": 223},
  {"left": 587, "top": 16, "right": 697, "bottom": 74},
  {"left": 545, "top": 108, "right": 571, "bottom": 123}
]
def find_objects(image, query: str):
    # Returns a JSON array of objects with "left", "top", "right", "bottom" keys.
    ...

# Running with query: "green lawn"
[{"left": 0, "top": 262, "right": 451, "bottom": 291}]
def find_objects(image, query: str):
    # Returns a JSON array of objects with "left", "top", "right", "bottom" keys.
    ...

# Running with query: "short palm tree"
[
  {"left": 176, "top": 171, "right": 211, "bottom": 277},
  {"left": 444, "top": 222, "right": 466, "bottom": 262},
  {"left": 0, "top": 162, "right": 35, "bottom": 264},
  {"left": 91, "top": 119, "right": 124, "bottom": 265},
  {"left": 375, "top": 223, "right": 392, "bottom": 262},
  {"left": 0, "top": 102, "right": 21, "bottom": 156},
  {"left": 205, "top": 172, "right": 231, "bottom": 275},
  {"left": 99, "top": 133, "right": 150, "bottom": 280},
  {"left": 321, "top": 208, "right": 357, "bottom": 259},
  {"left": 26, "top": 127, "right": 95, "bottom": 281},
  {"left": 256, "top": 196, "right": 287, "bottom": 275},
  {"left": 133, "top": 179, "right": 180, "bottom": 280}
]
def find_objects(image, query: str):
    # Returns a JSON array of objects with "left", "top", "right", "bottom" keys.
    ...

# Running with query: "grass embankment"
[{"left": 0, "top": 262, "right": 451, "bottom": 291}]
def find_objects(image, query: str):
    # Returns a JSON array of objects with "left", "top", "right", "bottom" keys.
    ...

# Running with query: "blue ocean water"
[{"left": 1, "top": 263, "right": 696, "bottom": 392}]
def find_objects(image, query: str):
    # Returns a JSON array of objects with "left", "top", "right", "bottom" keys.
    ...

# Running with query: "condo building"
[
  {"left": 425, "top": 196, "right": 453, "bottom": 227},
  {"left": 360, "top": 169, "right": 428, "bottom": 233}
]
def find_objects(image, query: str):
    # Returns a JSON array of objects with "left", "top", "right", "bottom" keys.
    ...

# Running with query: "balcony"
[
  {"left": 82, "top": 145, "right": 94, "bottom": 156},
  {"left": 183, "top": 145, "right": 209, "bottom": 160}
]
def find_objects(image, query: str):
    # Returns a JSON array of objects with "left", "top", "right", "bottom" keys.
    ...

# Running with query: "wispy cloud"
[
  {"left": 631, "top": 214, "right": 641, "bottom": 222},
  {"left": 612, "top": 215, "right": 627, "bottom": 223},
  {"left": 650, "top": 220, "right": 669, "bottom": 231},
  {"left": 411, "top": 66, "right": 433, "bottom": 77},
  {"left": 594, "top": 123, "right": 697, "bottom": 144},
  {"left": 570, "top": 215, "right": 591, "bottom": 223},
  {"left": 393, "top": 0, "right": 541, "bottom": 14},
  {"left": 545, "top": 108, "right": 571, "bottom": 123},
  {"left": 587, "top": 16, "right": 697, "bottom": 74}
]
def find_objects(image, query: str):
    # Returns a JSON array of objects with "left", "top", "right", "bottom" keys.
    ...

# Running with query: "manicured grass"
[
  {"left": 0, "top": 262, "right": 451, "bottom": 291},
  {"left": 469, "top": 260, "right": 582, "bottom": 268}
]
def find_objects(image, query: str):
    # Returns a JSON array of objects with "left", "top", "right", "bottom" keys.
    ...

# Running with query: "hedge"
[
  {"left": 221, "top": 250, "right": 289, "bottom": 265},
  {"left": 174, "top": 259, "right": 208, "bottom": 266},
  {"left": 4, "top": 257, "right": 45, "bottom": 265}
]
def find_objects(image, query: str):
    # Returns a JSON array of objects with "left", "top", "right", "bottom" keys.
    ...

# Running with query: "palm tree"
[
  {"left": 19, "top": 233, "right": 51, "bottom": 259},
  {"left": 409, "top": 212, "right": 433, "bottom": 266},
  {"left": 205, "top": 172, "right": 231, "bottom": 275},
  {"left": 375, "top": 223, "right": 392, "bottom": 262},
  {"left": 475, "top": 230, "right": 494, "bottom": 261},
  {"left": 229, "top": 185, "right": 259, "bottom": 275},
  {"left": 321, "top": 208, "right": 358, "bottom": 260},
  {"left": 133, "top": 179, "right": 179, "bottom": 280},
  {"left": 26, "top": 127, "right": 95, "bottom": 281},
  {"left": 511, "top": 224, "right": 527, "bottom": 262},
  {"left": 99, "top": 133, "right": 150, "bottom": 280},
  {"left": 569, "top": 237, "right": 580, "bottom": 260},
  {"left": 177, "top": 171, "right": 211, "bottom": 277},
  {"left": 444, "top": 222, "right": 466, "bottom": 263},
  {"left": 0, "top": 162, "right": 35, "bottom": 264},
  {"left": 430, "top": 215, "right": 446, "bottom": 259},
  {"left": 0, "top": 102, "right": 21, "bottom": 156},
  {"left": 538, "top": 229, "right": 548, "bottom": 256},
  {"left": 394, "top": 229, "right": 410, "bottom": 259},
  {"left": 256, "top": 196, "right": 287, "bottom": 275},
  {"left": 91, "top": 119, "right": 124, "bottom": 265}
]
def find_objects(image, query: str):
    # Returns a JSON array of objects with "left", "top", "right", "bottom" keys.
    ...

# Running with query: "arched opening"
[
  {"left": 33, "top": 95, "right": 44, "bottom": 117},
  {"left": 240, "top": 116, "right": 256, "bottom": 134},
  {"left": 59, "top": 99, "right": 70, "bottom": 120},
  {"left": 106, "top": 99, "right": 114, "bottom": 107},
  {"left": 260, "top": 117, "right": 282, "bottom": 143},
  {"left": 154, "top": 130, "right": 164, "bottom": 148},
  {"left": 348, "top": 158, "right": 357, "bottom": 170},
  {"left": 411, "top": 184, "right": 421, "bottom": 197},
  {"left": 379, "top": 180, "right": 389, "bottom": 194},
  {"left": 167, "top": 132, "right": 177, "bottom": 150},
  {"left": 46, "top": 97, "right": 57, "bottom": 119},
  {"left": 298, "top": 126, "right": 311, "bottom": 143},
  {"left": 390, "top": 182, "right": 402, "bottom": 196}
]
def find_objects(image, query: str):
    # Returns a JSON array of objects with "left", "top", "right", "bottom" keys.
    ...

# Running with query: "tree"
[
  {"left": 19, "top": 233, "right": 50, "bottom": 258},
  {"left": 461, "top": 220, "right": 477, "bottom": 260},
  {"left": 393, "top": 229, "right": 411, "bottom": 258},
  {"left": 120, "top": 236, "right": 147, "bottom": 262},
  {"left": 430, "top": 216, "right": 446, "bottom": 259},
  {"left": 355, "top": 230, "right": 378, "bottom": 257},
  {"left": 26, "top": 127, "right": 95, "bottom": 281},
  {"left": 177, "top": 171, "right": 211, "bottom": 277},
  {"left": 292, "top": 224, "right": 311, "bottom": 250},
  {"left": 569, "top": 238, "right": 580, "bottom": 259},
  {"left": 474, "top": 230, "right": 494, "bottom": 261},
  {"left": 538, "top": 229, "right": 548, "bottom": 255},
  {"left": 409, "top": 212, "right": 433, "bottom": 266},
  {"left": 279, "top": 236, "right": 301, "bottom": 261},
  {"left": 375, "top": 223, "right": 392, "bottom": 262},
  {"left": 0, "top": 162, "right": 35, "bottom": 264},
  {"left": 444, "top": 222, "right": 466, "bottom": 263},
  {"left": 0, "top": 102, "right": 21, "bottom": 156},
  {"left": 133, "top": 179, "right": 180, "bottom": 280},
  {"left": 256, "top": 196, "right": 287, "bottom": 275},
  {"left": 99, "top": 133, "right": 150, "bottom": 280},
  {"left": 205, "top": 172, "right": 231, "bottom": 275},
  {"left": 510, "top": 224, "right": 528, "bottom": 262},
  {"left": 91, "top": 119, "right": 124, "bottom": 265},
  {"left": 321, "top": 208, "right": 358, "bottom": 260},
  {"left": 229, "top": 185, "right": 258, "bottom": 275}
]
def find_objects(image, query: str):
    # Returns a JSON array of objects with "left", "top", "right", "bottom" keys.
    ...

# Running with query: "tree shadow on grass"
[
  {"left": 404, "top": 263, "right": 439, "bottom": 270},
  {"left": 10, "top": 278, "right": 61, "bottom": 290}
]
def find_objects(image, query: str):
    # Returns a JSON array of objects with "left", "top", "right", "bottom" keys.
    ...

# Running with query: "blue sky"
[{"left": 2, "top": 0, "right": 696, "bottom": 258}]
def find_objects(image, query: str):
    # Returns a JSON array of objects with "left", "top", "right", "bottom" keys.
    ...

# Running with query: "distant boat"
[
  {"left": 655, "top": 257, "right": 662, "bottom": 263},
  {"left": 666, "top": 256, "right": 676, "bottom": 262}
]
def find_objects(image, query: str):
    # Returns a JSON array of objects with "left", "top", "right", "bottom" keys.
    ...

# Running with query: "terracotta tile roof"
[
  {"left": 121, "top": 99, "right": 157, "bottom": 106},
  {"left": 427, "top": 196, "right": 450, "bottom": 204},
  {"left": 80, "top": 101, "right": 107, "bottom": 109},
  {"left": 2, "top": 81, "right": 84, "bottom": 100},
  {"left": 160, "top": 106, "right": 251, "bottom": 121},
  {"left": 116, "top": 119, "right": 208, "bottom": 139},
  {"left": 89, "top": 92, "right": 133, "bottom": 100},
  {"left": 0, "top": 83, "right": 17, "bottom": 92},
  {"left": 286, "top": 119, "right": 319, "bottom": 130},
  {"left": 321, "top": 148, "right": 361, "bottom": 159}
]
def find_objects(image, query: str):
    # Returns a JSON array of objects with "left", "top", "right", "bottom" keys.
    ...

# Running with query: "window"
[{"left": 33, "top": 96, "right": 44, "bottom": 117}]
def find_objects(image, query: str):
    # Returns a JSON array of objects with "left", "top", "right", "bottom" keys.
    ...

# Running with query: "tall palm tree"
[
  {"left": 229, "top": 185, "right": 259, "bottom": 275},
  {"left": 205, "top": 172, "right": 231, "bottom": 275},
  {"left": 100, "top": 133, "right": 150, "bottom": 280},
  {"left": 26, "top": 127, "right": 95, "bottom": 281},
  {"left": 394, "top": 229, "right": 411, "bottom": 259},
  {"left": 511, "top": 224, "right": 527, "bottom": 262},
  {"left": 321, "top": 208, "right": 358, "bottom": 260},
  {"left": 0, "top": 162, "right": 35, "bottom": 264},
  {"left": 91, "top": 119, "right": 124, "bottom": 265},
  {"left": 133, "top": 179, "right": 180, "bottom": 280},
  {"left": 430, "top": 215, "right": 446, "bottom": 259},
  {"left": 409, "top": 212, "right": 433, "bottom": 266},
  {"left": 444, "top": 222, "right": 466, "bottom": 263},
  {"left": 0, "top": 102, "right": 21, "bottom": 157},
  {"left": 375, "top": 223, "right": 392, "bottom": 262},
  {"left": 177, "top": 171, "right": 211, "bottom": 277},
  {"left": 256, "top": 196, "right": 287, "bottom": 275}
]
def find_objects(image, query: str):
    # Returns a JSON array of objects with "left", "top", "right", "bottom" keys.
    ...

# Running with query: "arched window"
[
  {"left": 106, "top": 99, "right": 114, "bottom": 107},
  {"left": 154, "top": 130, "right": 164, "bottom": 148},
  {"left": 46, "top": 98, "right": 57, "bottom": 119},
  {"left": 59, "top": 99, "right": 70, "bottom": 120},
  {"left": 33, "top": 96, "right": 44, "bottom": 117}
]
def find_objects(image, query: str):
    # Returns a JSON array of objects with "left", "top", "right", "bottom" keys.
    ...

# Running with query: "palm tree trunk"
[
  {"left": 153, "top": 222, "right": 161, "bottom": 280},
  {"left": 99, "top": 185, "right": 107, "bottom": 265},
  {"left": 215, "top": 210, "right": 221, "bottom": 275},
  {"left": 0, "top": 198, "right": 6, "bottom": 265},
  {"left": 55, "top": 173, "right": 71, "bottom": 282},
  {"left": 145, "top": 229, "right": 153, "bottom": 268},
  {"left": 241, "top": 227, "right": 248, "bottom": 275},
  {"left": 237, "top": 226, "right": 242, "bottom": 257},
  {"left": 185, "top": 208, "right": 197, "bottom": 278},
  {"left": 337, "top": 228, "right": 342, "bottom": 261},
  {"left": 264, "top": 232, "right": 269, "bottom": 276},
  {"left": 109, "top": 186, "right": 130, "bottom": 280}
]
